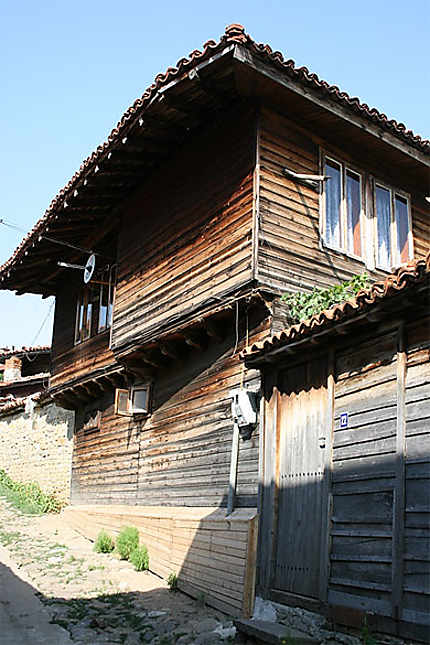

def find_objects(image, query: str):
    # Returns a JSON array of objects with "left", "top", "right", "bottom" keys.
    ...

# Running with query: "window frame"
[
  {"left": 114, "top": 384, "right": 152, "bottom": 417},
  {"left": 74, "top": 265, "right": 116, "bottom": 346},
  {"left": 321, "top": 154, "right": 365, "bottom": 262},
  {"left": 373, "top": 181, "right": 413, "bottom": 271},
  {"left": 320, "top": 150, "right": 413, "bottom": 271}
]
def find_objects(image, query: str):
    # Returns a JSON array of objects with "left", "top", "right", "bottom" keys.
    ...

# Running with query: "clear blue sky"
[{"left": 1, "top": 0, "right": 429, "bottom": 348}]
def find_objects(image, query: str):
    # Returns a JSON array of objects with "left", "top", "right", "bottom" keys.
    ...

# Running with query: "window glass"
[
  {"left": 84, "top": 298, "right": 92, "bottom": 340},
  {"left": 324, "top": 160, "right": 342, "bottom": 247},
  {"left": 395, "top": 195, "right": 410, "bottom": 264},
  {"left": 98, "top": 283, "right": 109, "bottom": 332},
  {"left": 75, "top": 265, "right": 116, "bottom": 343},
  {"left": 375, "top": 186, "right": 392, "bottom": 268},
  {"left": 132, "top": 387, "right": 149, "bottom": 413},
  {"left": 116, "top": 389, "right": 129, "bottom": 415},
  {"left": 346, "top": 170, "right": 361, "bottom": 256},
  {"left": 75, "top": 296, "right": 85, "bottom": 343},
  {"left": 107, "top": 266, "right": 116, "bottom": 328}
]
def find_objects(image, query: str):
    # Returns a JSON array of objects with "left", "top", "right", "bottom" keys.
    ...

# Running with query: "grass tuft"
[
  {"left": 94, "top": 530, "right": 115, "bottom": 554},
  {"left": 116, "top": 526, "right": 139, "bottom": 560},
  {"left": 130, "top": 545, "right": 149, "bottom": 571}
]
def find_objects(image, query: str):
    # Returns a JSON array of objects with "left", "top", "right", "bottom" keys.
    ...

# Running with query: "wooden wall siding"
[
  {"left": 412, "top": 202, "right": 430, "bottom": 262},
  {"left": 63, "top": 505, "right": 258, "bottom": 618},
  {"left": 71, "top": 317, "right": 270, "bottom": 507},
  {"left": 256, "top": 108, "right": 429, "bottom": 295},
  {"left": 50, "top": 280, "right": 115, "bottom": 389},
  {"left": 259, "top": 313, "right": 429, "bottom": 636},
  {"left": 256, "top": 108, "right": 372, "bottom": 294},
  {"left": 330, "top": 332, "right": 399, "bottom": 618},
  {"left": 71, "top": 391, "right": 140, "bottom": 504},
  {"left": 111, "top": 107, "right": 256, "bottom": 352},
  {"left": 329, "top": 318, "right": 430, "bottom": 630},
  {"left": 403, "top": 317, "right": 430, "bottom": 627}
]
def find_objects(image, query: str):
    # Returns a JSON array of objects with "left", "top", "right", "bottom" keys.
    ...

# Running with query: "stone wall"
[{"left": 0, "top": 400, "right": 74, "bottom": 502}]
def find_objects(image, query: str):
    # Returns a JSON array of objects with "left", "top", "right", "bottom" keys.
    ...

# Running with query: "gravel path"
[{"left": 0, "top": 499, "right": 253, "bottom": 645}]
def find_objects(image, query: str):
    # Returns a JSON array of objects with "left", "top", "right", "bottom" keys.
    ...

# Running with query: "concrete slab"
[{"left": 235, "top": 618, "right": 318, "bottom": 645}]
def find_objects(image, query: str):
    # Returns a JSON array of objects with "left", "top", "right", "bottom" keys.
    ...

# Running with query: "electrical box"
[{"left": 230, "top": 389, "right": 257, "bottom": 427}]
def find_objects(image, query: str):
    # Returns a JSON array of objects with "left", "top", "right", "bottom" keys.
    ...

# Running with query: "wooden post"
[
  {"left": 319, "top": 347, "right": 335, "bottom": 603},
  {"left": 257, "top": 383, "right": 278, "bottom": 596},
  {"left": 392, "top": 322, "right": 406, "bottom": 625},
  {"left": 227, "top": 422, "right": 240, "bottom": 515}
]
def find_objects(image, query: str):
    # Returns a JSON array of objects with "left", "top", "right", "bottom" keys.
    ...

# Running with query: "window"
[
  {"left": 115, "top": 385, "right": 151, "bottom": 417},
  {"left": 321, "top": 153, "right": 412, "bottom": 270},
  {"left": 375, "top": 185, "right": 412, "bottom": 270},
  {"left": 75, "top": 265, "right": 116, "bottom": 344},
  {"left": 323, "top": 157, "right": 363, "bottom": 258}
]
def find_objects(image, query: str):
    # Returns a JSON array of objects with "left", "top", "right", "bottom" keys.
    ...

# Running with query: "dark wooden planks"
[
  {"left": 70, "top": 318, "right": 271, "bottom": 508},
  {"left": 111, "top": 106, "right": 256, "bottom": 352}
]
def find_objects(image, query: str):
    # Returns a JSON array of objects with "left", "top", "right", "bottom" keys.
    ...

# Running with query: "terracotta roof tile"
[
  {"left": 0, "top": 345, "right": 50, "bottom": 359},
  {"left": 0, "top": 24, "right": 428, "bottom": 280},
  {"left": 0, "top": 391, "right": 43, "bottom": 415},
  {"left": 242, "top": 251, "right": 430, "bottom": 360}
]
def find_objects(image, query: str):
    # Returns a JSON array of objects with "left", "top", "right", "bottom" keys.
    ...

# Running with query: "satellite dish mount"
[
  {"left": 57, "top": 253, "right": 96, "bottom": 284},
  {"left": 84, "top": 254, "right": 96, "bottom": 284}
]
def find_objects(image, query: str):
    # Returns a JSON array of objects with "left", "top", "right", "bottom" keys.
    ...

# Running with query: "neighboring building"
[
  {"left": 0, "top": 345, "right": 50, "bottom": 400},
  {"left": 0, "top": 346, "right": 74, "bottom": 502},
  {"left": 0, "top": 24, "right": 428, "bottom": 625}
]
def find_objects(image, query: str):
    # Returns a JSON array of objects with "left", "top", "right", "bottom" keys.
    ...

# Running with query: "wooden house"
[
  {"left": 243, "top": 253, "right": 430, "bottom": 641},
  {"left": 0, "top": 346, "right": 50, "bottom": 399},
  {"left": 0, "top": 24, "right": 429, "bottom": 622}
]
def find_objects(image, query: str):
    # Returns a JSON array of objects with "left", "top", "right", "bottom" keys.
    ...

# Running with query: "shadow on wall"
[
  {"left": 256, "top": 342, "right": 429, "bottom": 643},
  {"left": 70, "top": 309, "right": 266, "bottom": 509}
]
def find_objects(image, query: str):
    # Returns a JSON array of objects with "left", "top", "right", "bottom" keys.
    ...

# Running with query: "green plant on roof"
[
  {"left": 116, "top": 526, "right": 139, "bottom": 560},
  {"left": 281, "top": 273, "right": 370, "bottom": 324}
]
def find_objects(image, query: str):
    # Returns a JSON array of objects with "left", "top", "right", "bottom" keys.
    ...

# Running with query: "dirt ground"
[{"left": 0, "top": 499, "right": 255, "bottom": 644}]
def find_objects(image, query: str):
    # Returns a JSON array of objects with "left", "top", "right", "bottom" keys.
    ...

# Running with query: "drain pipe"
[
  {"left": 227, "top": 421, "right": 240, "bottom": 515},
  {"left": 227, "top": 389, "right": 257, "bottom": 515}
]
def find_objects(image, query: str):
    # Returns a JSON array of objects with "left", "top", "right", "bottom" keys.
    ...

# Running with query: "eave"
[
  {"left": 243, "top": 253, "right": 430, "bottom": 368},
  {"left": 1, "top": 24, "right": 428, "bottom": 297}
]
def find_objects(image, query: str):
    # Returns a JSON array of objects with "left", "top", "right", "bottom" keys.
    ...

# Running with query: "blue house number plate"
[{"left": 340, "top": 413, "right": 348, "bottom": 429}]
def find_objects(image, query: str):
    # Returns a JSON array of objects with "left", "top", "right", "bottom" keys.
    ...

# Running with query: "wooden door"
[{"left": 271, "top": 360, "right": 328, "bottom": 601}]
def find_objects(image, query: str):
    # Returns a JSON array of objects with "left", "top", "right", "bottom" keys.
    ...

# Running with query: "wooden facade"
[
  {"left": 256, "top": 107, "right": 430, "bottom": 294},
  {"left": 247, "top": 276, "right": 430, "bottom": 640},
  {"left": 1, "top": 24, "right": 429, "bottom": 624}
]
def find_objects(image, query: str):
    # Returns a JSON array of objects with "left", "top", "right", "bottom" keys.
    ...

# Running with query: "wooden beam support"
[
  {"left": 160, "top": 342, "right": 181, "bottom": 361},
  {"left": 182, "top": 330, "right": 207, "bottom": 351},
  {"left": 204, "top": 318, "right": 224, "bottom": 343}
]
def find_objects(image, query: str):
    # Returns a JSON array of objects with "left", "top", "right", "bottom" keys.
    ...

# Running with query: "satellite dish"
[{"left": 84, "top": 254, "right": 96, "bottom": 284}]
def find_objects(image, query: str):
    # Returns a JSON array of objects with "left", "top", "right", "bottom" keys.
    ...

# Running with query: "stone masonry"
[{"left": 0, "top": 400, "right": 74, "bottom": 502}]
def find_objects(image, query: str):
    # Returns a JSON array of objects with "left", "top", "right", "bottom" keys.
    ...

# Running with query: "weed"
[
  {"left": 50, "top": 618, "right": 68, "bottom": 630},
  {"left": 361, "top": 616, "right": 379, "bottom": 645},
  {"left": 88, "top": 563, "right": 104, "bottom": 571},
  {"left": 281, "top": 273, "right": 370, "bottom": 324},
  {"left": 0, "top": 469, "right": 64, "bottom": 514},
  {"left": 0, "top": 530, "right": 21, "bottom": 546},
  {"left": 116, "top": 526, "right": 139, "bottom": 560},
  {"left": 167, "top": 572, "right": 178, "bottom": 591},
  {"left": 94, "top": 530, "right": 115, "bottom": 554},
  {"left": 197, "top": 591, "right": 206, "bottom": 608},
  {"left": 130, "top": 544, "right": 149, "bottom": 571}
]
